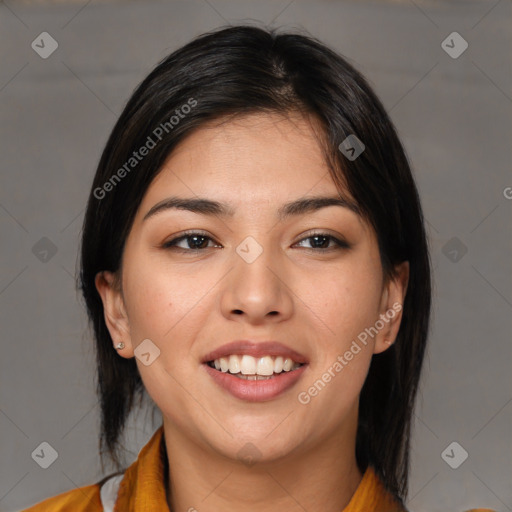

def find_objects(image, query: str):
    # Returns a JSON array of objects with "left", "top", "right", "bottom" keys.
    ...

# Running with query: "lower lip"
[{"left": 203, "top": 363, "right": 308, "bottom": 402}]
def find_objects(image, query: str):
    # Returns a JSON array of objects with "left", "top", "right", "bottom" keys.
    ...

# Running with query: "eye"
[
  {"left": 161, "top": 230, "right": 350, "bottom": 253},
  {"left": 293, "top": 232, "right": 350, "bottom": 251},
  {"left": 161, "top": 231, "right": 221, "bottom": 252}
]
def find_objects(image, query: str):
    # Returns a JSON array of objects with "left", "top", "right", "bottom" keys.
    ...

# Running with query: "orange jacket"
[{"left": 20, "top": 426, "right": 495, "bottom": 512}]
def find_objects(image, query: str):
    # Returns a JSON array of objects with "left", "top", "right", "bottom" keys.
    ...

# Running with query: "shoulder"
[{"left": 20, "top": 482, "right": 102, "bottom": 512}]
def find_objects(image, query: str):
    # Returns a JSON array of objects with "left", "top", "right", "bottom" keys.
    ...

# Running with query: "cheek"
[
  {"left": 122, "top": 260, "right": 205, "bottom": 427},
  {"left": 122, "top": 255, "right": 207, "bottom": 341},
  {"left": 304, "top": 257, "right": 383, "bottom": 343},
  {"left": 124, "top": 277, "right": 172, "bottom": 339},
  {"left": 305, "top": 257, "right": 382, "bottom": 413}
]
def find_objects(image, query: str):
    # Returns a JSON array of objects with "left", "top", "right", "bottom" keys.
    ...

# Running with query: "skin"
[{"left": 96, "top": 111, "right": 409, "bottom": 512}]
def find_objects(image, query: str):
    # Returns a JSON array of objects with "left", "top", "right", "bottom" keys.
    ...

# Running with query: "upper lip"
[{"left": 202, "top": 340, "right": 309, "bottom": 364}]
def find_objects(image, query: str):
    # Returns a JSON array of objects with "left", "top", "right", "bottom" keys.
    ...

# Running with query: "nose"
[{"left": 219, "top": 239, "right": 294, "bottom": 326}]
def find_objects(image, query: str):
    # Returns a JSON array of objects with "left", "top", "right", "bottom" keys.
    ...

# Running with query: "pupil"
[
  {"left": 312, "top": 235, "right": 328, "bottom": 248},
  {"left": 190, "top": 236, "right": 207, "bottom": 249}
]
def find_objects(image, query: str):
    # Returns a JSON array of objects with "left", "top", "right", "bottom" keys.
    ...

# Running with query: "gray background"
[{"left": 1, "top": 0, "right": 511, "bottom": 511}]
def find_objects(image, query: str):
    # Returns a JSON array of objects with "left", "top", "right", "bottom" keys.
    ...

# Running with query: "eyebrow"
[{"left": 142, "top": 194, "right": 361, "bottom": 222}]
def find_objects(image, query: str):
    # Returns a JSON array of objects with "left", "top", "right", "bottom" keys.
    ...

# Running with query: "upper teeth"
[{"left": 212, "top": 355, "right": 302, "bottom": 375}]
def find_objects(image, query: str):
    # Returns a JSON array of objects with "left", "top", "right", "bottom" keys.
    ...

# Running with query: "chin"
[{"left": 206, "top": 430, "right": 304, "bottom": 467}]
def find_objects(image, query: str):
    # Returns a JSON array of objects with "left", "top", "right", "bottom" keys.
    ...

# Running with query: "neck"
[{"left": 162, "top": 416, "right": 363, "bottom": 512}]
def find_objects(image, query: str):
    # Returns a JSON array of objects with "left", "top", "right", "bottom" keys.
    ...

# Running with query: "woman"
[{"left": 22, "top": 24, "right": 492, "bottom": 512}]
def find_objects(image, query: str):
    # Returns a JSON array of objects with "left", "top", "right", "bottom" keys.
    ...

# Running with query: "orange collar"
[
  {"left": 114, "top": 426, "right": 169, "bottom": 511},
  {"left": 114, "top": 426, "right": 406, "bottom": 512}
]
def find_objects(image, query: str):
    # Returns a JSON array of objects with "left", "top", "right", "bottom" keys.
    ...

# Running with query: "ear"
[
  {"left": 373, "top": 261, "right": 409, "bottom": 355},
  {"left": 95, "top": 270, "right": 134, "bottom": 358}
]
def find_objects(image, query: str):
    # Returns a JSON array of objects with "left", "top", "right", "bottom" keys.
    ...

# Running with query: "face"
[{"left": 96, "top": 111, "right": 408, "bottom": 464}]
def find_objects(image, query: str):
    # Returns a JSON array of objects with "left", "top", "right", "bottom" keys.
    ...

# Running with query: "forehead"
[{"left": 143, "top": 111, "right": 351, "bottom": 208}]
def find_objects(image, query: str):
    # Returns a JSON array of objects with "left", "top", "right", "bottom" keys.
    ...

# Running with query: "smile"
[
  {"left": 203, "top": 355, "right": 307, "bottom": 401},
  {"left": 201, "top": 340, "right": 309, "bottom": 401},
  {"left": 207, "top": 354, "right": 303, "bottom": 379}
]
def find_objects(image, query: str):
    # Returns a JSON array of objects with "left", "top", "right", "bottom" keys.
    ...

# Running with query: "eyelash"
[{"left": 161, "top": 230, "right": 351, "bottom": 253}]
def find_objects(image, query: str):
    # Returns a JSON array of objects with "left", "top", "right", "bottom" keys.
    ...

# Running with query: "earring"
[{"left": 115, "top": 342, "right": 125, "bottom": 350}]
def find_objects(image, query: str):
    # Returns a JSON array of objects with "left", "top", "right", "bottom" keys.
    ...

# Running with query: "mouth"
[
  {"left": 206, "top": 354, "right": 305, "bottom": 380},
  {"left": 201, "top": 341, "right": 308, "bottom": 402}
]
